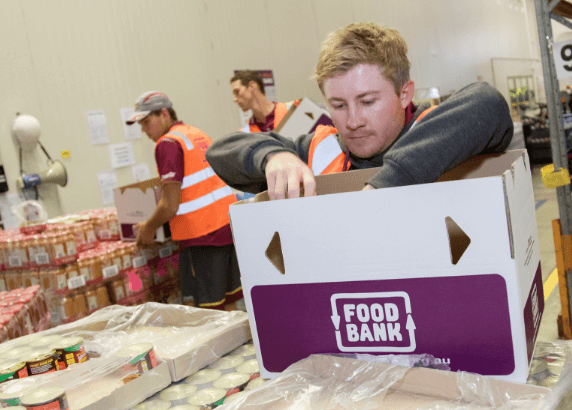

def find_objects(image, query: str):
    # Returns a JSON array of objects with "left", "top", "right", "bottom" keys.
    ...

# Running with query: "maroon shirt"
[
  {"left": 249, "top": 103, "right": 277, "bottom": 132},
  {"left": 404, "top": 102, "right": 417, "bottom": 125},
  {"left": 155, "top": 122, "right": 233, "bottom": 248}
]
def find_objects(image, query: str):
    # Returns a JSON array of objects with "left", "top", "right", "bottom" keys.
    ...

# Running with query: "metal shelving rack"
[{"left": 535, "top": 0, "right": 572, "bottom": 338}]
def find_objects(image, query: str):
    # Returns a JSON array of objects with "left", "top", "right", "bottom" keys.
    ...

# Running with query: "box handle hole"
[
  {"left": 265, "top": 231, "right": 285, "bottom": 275},
  {"left": 445, "top": 216, "right": 471, "bottom": 265}
]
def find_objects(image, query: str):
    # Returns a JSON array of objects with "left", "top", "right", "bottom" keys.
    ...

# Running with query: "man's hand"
[
  {"left": 265, "top": 152, "right": 316, "bottom": 200},
  {"left": 135, "top": 221, "right": 155, "bottom": 247}
]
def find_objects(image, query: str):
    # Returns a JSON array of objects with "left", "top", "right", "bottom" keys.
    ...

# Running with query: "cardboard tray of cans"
[
  {"left": 0, "top": 343, "right": 171, "bottom": 409},
  {"left": 11, "top": 302, "right": 251, "bottom": 382},
  {"left": 134, "top": 342, "right": 269, "bottom": 410}
]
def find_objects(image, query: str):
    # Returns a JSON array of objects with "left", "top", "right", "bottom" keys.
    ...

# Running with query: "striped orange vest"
[
  {"left": 240, "top": 102, "right": 290, "bottom": 132},
  {"left": 155, "top": 124, "right": 237, "bottom": 241},
  {"left": 308, "top": 106, "right": 438, "bottom": 175}
]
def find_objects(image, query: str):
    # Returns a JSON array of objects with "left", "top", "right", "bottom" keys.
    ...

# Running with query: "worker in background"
[
  {"left": 207, "top": 22, "right": 513, "bottom": 199},
  {"left": 127, "top": 91, "right": 242, "bottom": 310},
  {"left": 231, "top": 70, "right": 294, "bottom": 132}
]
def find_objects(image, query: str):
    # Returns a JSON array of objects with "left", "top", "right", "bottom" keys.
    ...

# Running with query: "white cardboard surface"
[{"left": 229, "top": 150, "right": 542, "bottom": 382}]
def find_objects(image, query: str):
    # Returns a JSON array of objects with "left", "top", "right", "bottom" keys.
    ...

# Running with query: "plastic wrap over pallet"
[
  {"left": 0, "top": 303, "right": 250, "bottom": 409},
  {"left": 49, "top": 302, "right": 251, "bottom": 381},
  {"left": 215, "top": 353, "right": 572, "bottom": 410}
]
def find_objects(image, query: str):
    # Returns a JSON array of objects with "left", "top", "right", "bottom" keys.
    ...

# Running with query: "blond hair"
[{"left": 315, "top": 23, "right": 410, "bottom": 95}]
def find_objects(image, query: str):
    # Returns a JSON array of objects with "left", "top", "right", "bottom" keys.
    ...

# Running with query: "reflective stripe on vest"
[
  {"left": 181, "top": 167, "right": 216, "bottom": 190},
  {"left": 176, "top": 186, "right": 234, "bottom": 216},
  {"left": 155, "top": 124, "right": 236, "bottom": 240},
  {"left": 408, "top": 105, "right": 438, "bottom": 132},
  {"left": 311, "top": 134, "right": 344, "bottom": 175},
  {"left": 168, "top": 130, "right": 194, "bottom": 150}
]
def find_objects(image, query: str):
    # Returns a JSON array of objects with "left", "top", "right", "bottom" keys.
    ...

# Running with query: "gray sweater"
[{"left": 206, "top": 82, "right": 513, "bottom": 193}]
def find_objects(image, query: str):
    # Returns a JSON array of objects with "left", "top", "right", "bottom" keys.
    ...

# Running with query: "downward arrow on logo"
[{"left": 331, "top": 314, "right": 340, "bottom": 330}]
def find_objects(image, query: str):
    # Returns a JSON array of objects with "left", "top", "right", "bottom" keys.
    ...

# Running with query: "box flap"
[
  {"left": 437, "top": 149, "right": 527, "bottom": 182},
  {"left": 273, "top": 97, "right": 333, "bottom": 140},
  {"left": 243, "top": 150, "right": 527, "bottom": 204},
  {"left": 115, "top": 177, "right": 161, "bottom": 194}
]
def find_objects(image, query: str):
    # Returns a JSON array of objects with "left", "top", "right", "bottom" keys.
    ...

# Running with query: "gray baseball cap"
[{"left": 126, "top": 91, "right": 172, "bottom": 125}]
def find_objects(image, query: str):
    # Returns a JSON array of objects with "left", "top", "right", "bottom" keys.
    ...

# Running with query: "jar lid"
[
  {"left": 159, "top": 384, "right": 197, "bottom": 401},
  {"left": 133, "top": 399, "right": 171, "bottom": 410},
  {"left": 187, "top": 388, "right": 226, "bottom": 406},
  {"left": 185, "top": 369, "right": 221, "bottom": 385},
  {"left": 20, "top": 387, "right": 66, "bottom": 406},
  {"left": 116, "top": 342, "right": 154, "bottom": 359}
]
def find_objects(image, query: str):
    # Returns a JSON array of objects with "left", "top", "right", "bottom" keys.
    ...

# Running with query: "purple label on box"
[
  {"left": 524, "top": 263, "right": 544, "bottom": 362},
  {"left": 251, "top": 273, "right": 515, "bottom": 375}
]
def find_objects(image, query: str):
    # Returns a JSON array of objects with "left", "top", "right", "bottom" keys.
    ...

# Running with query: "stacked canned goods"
[
  {"left": 0, "top": 377, "right": 69, "bottom": 410},
  {"left": 0, "top": 377, "right": 38, "bottom": 407},
  {"left": 0, "top": 333, "right": 89, "bottom": 389},
  {"left": 0, "top": 286, "right": 49, "bottom": 342},
  {"left": 2, "top": 207, "right": 180, "bottom": 328},
  {"left": 115, "top": 342, "right": 159, "bottom": 384},
  {"left": 527, "top": 341, "right": 566, "bottom": 388},
  {"left": 76, "top": 208, "right": 120, "bottom": 242},
  {"left": 134, "top": 343, "right": 266, "bottom": 410}
]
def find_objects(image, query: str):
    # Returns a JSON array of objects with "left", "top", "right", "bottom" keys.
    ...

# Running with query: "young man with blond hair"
[{"left": 207, "top": 23, "right": 513, "bottom": 198}]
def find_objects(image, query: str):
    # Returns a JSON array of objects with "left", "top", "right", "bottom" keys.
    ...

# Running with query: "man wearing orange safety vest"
[
  {"left": 230, "top": 70, "right": 294, "bottom": 133},
  {"left": 127, "top": 91, "right": 242, "bottom": 310},
  {"left": 208, "top": 23, "right": 513, "bottom": 198}
]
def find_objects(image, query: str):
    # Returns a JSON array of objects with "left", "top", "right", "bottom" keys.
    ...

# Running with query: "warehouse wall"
[{"left": 0, "top": 0, "right": 537, "bottom": 219}]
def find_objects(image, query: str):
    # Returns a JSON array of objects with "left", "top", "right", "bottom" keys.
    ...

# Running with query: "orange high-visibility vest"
[
  {"left": 240, "top": 102, "right": 289, "bottom": 132},
  {"left": 308, "top": 106, "right": 438, "bottom": 175},
  {"left": 307, "top": 125, "right": 346, "bottom": 175},
  {"left": 155, "top": 124, "right": 237, "bottom": 241}
]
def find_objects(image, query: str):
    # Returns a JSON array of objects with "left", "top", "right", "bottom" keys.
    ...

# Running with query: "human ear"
[{"left": 400, "top": 80, "right": 415, "bottom": 109}]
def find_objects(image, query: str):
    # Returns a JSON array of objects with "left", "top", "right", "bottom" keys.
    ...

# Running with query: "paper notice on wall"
[
  {"left": 97, "top": 170, "right": 118, "bottom": 205},
  {"left": 0, "top": 193, "right": 23, "bottom": 229},
  {"left": 120, "top": 107, "right": 142, "bottom": 140},
  {"left": 132, "top": 163, "right": 150, "bottom": 182},
  {"left": 87, "top": 110, "right": 110, "bottom": 145},
  {"left": 259, "top": 70, "right": 277, "bottom": 102},
  {"left": 109, "top": 142, "right": 136, "bottom": 168}
]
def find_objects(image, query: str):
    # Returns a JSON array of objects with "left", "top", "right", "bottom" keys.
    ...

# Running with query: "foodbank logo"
[{"left": 330, "top": 292, "right": 416, "bottom": 352}]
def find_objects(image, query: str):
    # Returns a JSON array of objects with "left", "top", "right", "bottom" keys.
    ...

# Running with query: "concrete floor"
[{"left": 533, "top": 163, "right": 566, "bottom": 343}]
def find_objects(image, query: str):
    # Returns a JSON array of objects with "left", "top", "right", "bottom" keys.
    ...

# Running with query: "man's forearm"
[{"left": 145, "top": 200, "right": 177, "bottom": 232}]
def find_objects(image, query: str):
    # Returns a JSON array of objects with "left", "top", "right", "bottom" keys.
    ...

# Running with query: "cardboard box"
[
  {"left": 220, "top": 354, "right": 551, "bottom": 410},
  {"left": 229, "top": 149, "right": 543, "bottom": 382},
  {"left": 113, "top": 178, "right": 171, "bottom": 242},
  {"left": 273, "top": 97, "right": 334, "bottom": 139}
]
